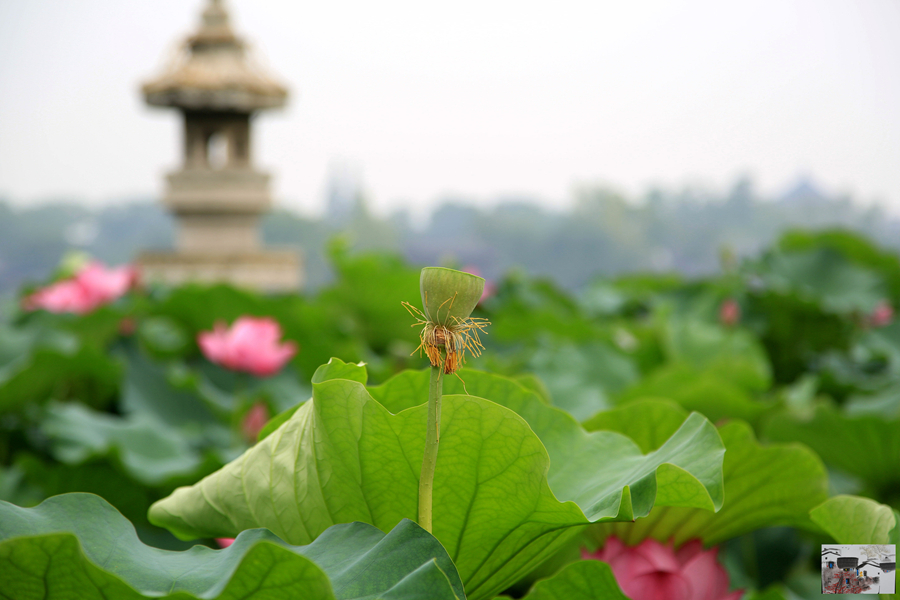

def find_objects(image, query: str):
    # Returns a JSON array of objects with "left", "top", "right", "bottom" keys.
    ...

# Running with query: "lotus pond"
[{"left": 0, "top": 230, "right": 898, "bottom": 600}]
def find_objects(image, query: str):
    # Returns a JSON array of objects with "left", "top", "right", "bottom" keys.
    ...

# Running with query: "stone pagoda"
[{"left": 138, "top": 0, "right": 301, "bottom": 291}]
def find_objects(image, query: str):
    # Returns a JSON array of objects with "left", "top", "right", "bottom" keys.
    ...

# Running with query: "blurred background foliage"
[
  {"left": 2, "top": 210, "right": 900, "bottom": 596},
  {"left": 1, "top": 176, "right": 896, "bottom": 294}
]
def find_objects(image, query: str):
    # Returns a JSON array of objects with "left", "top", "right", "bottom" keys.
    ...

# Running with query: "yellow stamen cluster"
[{"left": 402, "top": 302, "right": 489, "bottom": 374}]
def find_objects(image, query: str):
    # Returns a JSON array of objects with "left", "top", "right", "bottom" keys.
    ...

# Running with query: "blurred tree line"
[{"left": 1, "top": 176, "right": 896, "bottom": 293}]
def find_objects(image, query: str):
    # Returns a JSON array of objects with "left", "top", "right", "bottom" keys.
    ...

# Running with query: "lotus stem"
[
  {"left": 410, "top": 267, "right": 487, "bottom": 533},
  {"left": 418, "top": 362, "right": 443, "bottom": 532}
]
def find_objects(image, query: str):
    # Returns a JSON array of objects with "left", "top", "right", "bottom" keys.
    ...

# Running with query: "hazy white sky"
[{"left": 1, "top": 0, "right": 899, "bottom": 217}]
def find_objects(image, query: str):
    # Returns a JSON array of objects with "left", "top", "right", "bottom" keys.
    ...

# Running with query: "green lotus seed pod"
[{"left": 420, "top": 267, "right": 485, "bottom": 326}]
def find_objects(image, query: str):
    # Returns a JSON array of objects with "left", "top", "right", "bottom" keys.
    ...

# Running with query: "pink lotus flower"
[
  {"left": 216, "top": 538, "right": 235, "bottom": 548},
  {"left": 870, "top": 300, "right": 893, "bottom": 328},
  {"left": 24, "top": 261, "right": 137, "bottom": 315},
  {"left": 241, "top": 401, "right": 270, "bottom": 443},
  {"left": 719, "top": 299, "right": 740, "bottom": 327},
  {"left": 197, "top": 316, "right": 297, "bottom": 377},
  {"left": 583, "top": 537, "right": 743, "bottom": 600}
]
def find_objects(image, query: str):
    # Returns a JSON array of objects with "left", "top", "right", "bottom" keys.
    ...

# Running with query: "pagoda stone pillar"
[{"left": 137, "top": 0, "right": 301, "bottom": 291}]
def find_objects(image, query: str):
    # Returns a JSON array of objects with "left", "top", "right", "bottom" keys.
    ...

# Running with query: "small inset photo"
[{"left": 822, "top": 544, "right": 896, "bottom": 594}]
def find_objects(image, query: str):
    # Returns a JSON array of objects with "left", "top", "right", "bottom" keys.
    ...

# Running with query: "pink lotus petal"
[
  {"left": 870, "top": 300, "right": 893, "bottom": 328},
  {"left": 584, "top": 537, "right": 741, "bottom": 600},
  {"left": 241, "top": 402, "right": 270, "bottom": 442},
  {"left": 197, "top": 323, "right": 230, "bottom": 364},
  {"left": 622, "top": 570, "right": 693, "bottom": 600},
  {"left": 675, "top": 539, "right": 705, "bottom": 566},
  {"left": 720, "top": 299, "right": 740, "bottom": 326},
  {"left": 681, "top": 547, "right": 732, "bottom": 600},
  {"left": 607, "top": 548, "right": 667, "bottom": 583},
  {"left": 632, "top": 538, "right": 682, "bottom": 573},
  {"left": 216, "top": 538, "right": 235, "bottom": 548},
  {"left": 583, "top": 536, "right": 626, "bottom": 562}
]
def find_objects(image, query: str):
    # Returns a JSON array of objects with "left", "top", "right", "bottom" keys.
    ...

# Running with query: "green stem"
[{"left": 418, "top": 364, "right": 443, "bottom": 533}]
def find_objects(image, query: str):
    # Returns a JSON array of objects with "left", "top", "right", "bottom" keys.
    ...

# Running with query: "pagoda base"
[{"left": 137, "top": 250, "right": 302, "bottom": 292}]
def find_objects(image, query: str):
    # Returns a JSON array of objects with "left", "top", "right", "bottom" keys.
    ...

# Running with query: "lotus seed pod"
[{"left": 420, "top": 267, "right": 485, "bottom": 326}]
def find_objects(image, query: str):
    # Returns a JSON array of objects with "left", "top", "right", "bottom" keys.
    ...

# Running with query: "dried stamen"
[{"left": 402, "top": 301, "right": 489, "bottom": 374}]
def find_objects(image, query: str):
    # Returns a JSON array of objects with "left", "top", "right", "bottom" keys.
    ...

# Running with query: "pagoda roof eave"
[{"left": 143, "top": 86, "right": 287, "bottom": 112}]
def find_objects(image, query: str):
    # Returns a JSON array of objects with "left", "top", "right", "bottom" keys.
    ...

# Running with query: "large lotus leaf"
[
  {"left": 0, "top": 493, "right": 465, "bottom": 600},
  {"left": 778, "top": 229, "right": 900, "bottom": 304},
  {"left": 138, "top": 315, "right": 191, "bottom": 359},
  {"left": 170, "top": 359, "right": 311, "bottom": 419},
  {"left": 663, "top": 317, "right": 772, "bottom": 392},
  {"left": 762, "top": 403, "right": 900, "bottom": 491},
  {"left": 121, "top": 349, "right": 218, "bottom": 425},
  {"left": 489, "top": 277, "right": 602, "bottom": 345},
  {"left": 30, "top": 348, "right": 247, "bottom": 500},
  {"left": 518, "top": 560, "right": 627, "bottom": 600},
  {"left": 752, "top": 248, "right": 886, "bottom": 315},
  {"left": 582, "top": 399, "right": 688, "bottom": 454},
  {"left": 0, "top": 465, "right": 43, "bottom": 507},
  {"left": 120, "top": 349, "right": 237, "bottom": 455},
  {"left": 311, "top": 357, "right": 369, "bottom": 385},
  {"left": 846, "top": 382, "right": 900, "bottom": 420},
  {"left": 587, "top": 401, "right": 828, "bottom": 546},
  {"left": 810, "top": 495, "right": 897, "bottom": 545},
  {"left": 368, "top": 366, "right": 724, "bottom": 514},
  {"left": 0, "top": 322, "right": 40, "bottom": 369},
  {"left": 40, "top": 401, "right": 207, "bottom": 486},
  {"left": 0, "top": 330, "right": 120, "bottom": 412},
  {"left": 527, "top": 340, "right": 639, "bottom": 420},
  {"left": 857, "top": 323, "right": 900, "bottom": 380},
  {"left": 150, "top": 363, "right": 725, "bottom": 600},
  {"left": 616, "top": 363, "right": 776, "bottom": 425}
]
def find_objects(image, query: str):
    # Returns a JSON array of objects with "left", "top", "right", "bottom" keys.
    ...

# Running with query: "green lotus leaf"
[
  {"left": 617, "top": 362, "right": 776, "bottom": 425},
  {"left": 420, "top": 267, "right": 484, "bottom": 325},
  {"left": 751, "top": 247, "right": 887, "bottom": 315},
  {"left": 762, "top": 403, "right": 900, "bottom": 492},
  {"left": 0, "top": 335, "right": 120, "bottom": 413},
  {"left": 518, "top": 560, "right": 628, "bottom": 600},
  {"left": 0, "top": 493, "right": 464, "bottom": 600},
  {"left": 138, "top": 315, "right": 191, "bottom": 358},
  {"left": 528, "top": 340, "right": 639, "bottom": 420},
  {"left": 663, "top": 317, "right": 772, "bottom": 393},
  {"left": 40, "top": 401, "right": 206, "bottom": 486},
  {"left": 587, "top": 400, "right": 828, "bottom": 546},
  {"left": 582, "top": 399, "right": 688, "bottom": 454},
  {"left": 779, "top": 229, "right": 900, "bottom": 303},
  {"left": 368, "top": 367, "right": 724, "bottom": 514},
  {"left": 810, "top": 495, "right": 897, "bottom": 544},
  {"left": 257, "top": 358, "right": 365, "bottom": 442},
  {"left": 150, "top": 363, "right": 725, "bottom": 600},
  {"left": 311, "top": 356, "right": 369, "bottom": 385}
]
